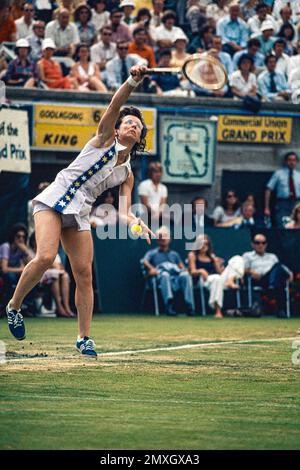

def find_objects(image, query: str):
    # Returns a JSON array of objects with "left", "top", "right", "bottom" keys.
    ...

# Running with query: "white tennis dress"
[{"left": 33, "top": 139, "right": 131, "bottom": 231}]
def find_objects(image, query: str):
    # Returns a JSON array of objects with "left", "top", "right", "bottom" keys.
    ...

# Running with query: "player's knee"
[
  {"left": 36, "top": 253, "right": 56, "bottom": 269},
  {"left": 73, "top": 264, "right": 92, "bottom": 284}
]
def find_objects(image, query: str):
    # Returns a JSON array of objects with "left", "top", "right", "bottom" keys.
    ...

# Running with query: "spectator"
[
  {"left": 230, "top": 53, "right": 257, "bottom": 100},
  {"left": 233, "top": 38, "right": 265, "bottom": 74},
  {"left": 265, "top": 152, "right": 300, "bottom": 227},
  {"left": 128, "top": 26, "right": 156, "bottom": 67},
  {"left": 257, "top": 54, "right": 290, "bottom": 102},
  {"left": 276, "top": 5, "right": 297, "bottom": 38},
  {"left": 153, "top": 9, "right": 187, "bottom": 50},
  {"left": 70, "top": 43, "right": 107, "bottom": 91},
  {"left": 105, "top": 39, "right": 146, "bottom": 90},
  {"left": 11, "top": 0, "right": 25, "bottom": 20},
  {"left": 131, "top": 7, "right": 156, "bottom": 46},
  {"left": 53, "top": 0, "right": 76, "bottom": 21},
  {"left": 27, "top": 21, "right": 46, "bottom": 62},
  {"left": 90, "top": 25, "right": 117, "bottom": 71},
  {"left": 0, "top": 1, "right": 17, "bottom": 43},
  {"left": 211, "top": 35, "right": 233, "bottom": 76},
  {"left": 138, "top": 161, "right": 168, "bottom": 222},
  {"left": 186, "top": 0, "right": 207, "bottom": 36},
  {"left": 206, "top": 0, "right": 230, "bottom": 24},
  {"left": 243, "top": 233, "right": 292, "bottom": 318},
  {"left": 142, "top": 226, "right": 195, "bottom": 316},
  {"left": 74, "top": 3, "right": 97, "bottom": 47},
  {"left": 3, "top": 39, "right": 38, "bottom": 88},
  {"left": 90, "top": 189, "right": 118, "bottom": 227},
  {"left": 188, "top": 24, "right": 215, "bottom": 54},
  {"left": 120, "top": 0, "right": 135, "bottom": 26},
  {"left": 91, "top": 0, "right": 110, "bottom": 33},
  {"left": 45, "top": 8, "right": 80, "bottom": 57},
  {"left": 273, "top": 0, "right": 300, "bottom": 25},
  {"left": 0, "top": 224, "right": 33, "bottom": 305},
  {"left": 212, "top": 189, "right": 241, "bottom": 227},
  {"left": 188, "top": 234, "right": 244, "bottom": 318},
  {"left": 285, "top": 203, "right": 300, "bottom": 229},
  {"left": 35, "top": 0, "right": 56, "bottom": 24},
  {"left": 254, "top": 20, "right": 276, "bottom": 56},
  {"left": 15, "top": 2, "right": 35, "bottom": 40},
  {"left": 273, "top": 38, "right": 289, "bottom": 77},
  {"left": 109, "top": 7, "right": 132, "bottom": 43},
  {"left": 150, "top": 0, "right": 164, "bottom": 28},
  {"left": 247, "top": 2, "right": 277, "bottom": 37},
  {"left": 170, "top": 35, "right": 189, "bottom": 68},
  {"left": 233, "top": 202, "right": 265, "bottom": 229},
  {"left": 277, "top": 22, "right": 296, "bottom": 56},
  {"left": 241, "top": 0, "right": 261, "bottom": 22},
  {"left": 150, "top": 48, "right": 184, "bottom": 96},
  {"left": 287, "top": 40, "right": 300, "bottom": 79},
  {"left": 216, "top": 3, "right": 249, "bottom": 56},
  {"left": 37, "top": 38, "right": 79, "bottom": 89}
]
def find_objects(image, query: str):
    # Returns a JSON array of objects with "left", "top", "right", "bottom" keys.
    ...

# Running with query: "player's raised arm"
[{"left": 97, "top": 65, "right": 148, "bottom": 146}]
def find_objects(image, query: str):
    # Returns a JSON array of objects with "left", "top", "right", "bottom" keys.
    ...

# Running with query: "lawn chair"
[
  {"left": 140, "top": 259, "right": 160, "bottom": 316},
  {"left": 246, "top": 275, "right": 291, "bottom": 318}
]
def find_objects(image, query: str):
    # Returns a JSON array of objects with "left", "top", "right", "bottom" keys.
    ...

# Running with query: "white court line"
[{"left": 5, "top": 336, "right": 300, "bottom": 363}]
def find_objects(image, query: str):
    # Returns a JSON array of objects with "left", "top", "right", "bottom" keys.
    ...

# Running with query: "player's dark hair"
[{"left": 115, "top": 106, "right": 147, "bottom": 158}]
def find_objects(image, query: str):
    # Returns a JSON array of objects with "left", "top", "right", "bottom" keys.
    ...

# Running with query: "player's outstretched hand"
[
  {"left": 130, "top": 64, "right": 148, "bottom": 82},
  {"left": 140, "top": 219, "right": 156, "bottom": 245}
]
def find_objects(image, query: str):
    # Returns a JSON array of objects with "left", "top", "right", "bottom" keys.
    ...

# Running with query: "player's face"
[{"left": 118, "top": 115, "right": 143, "bottom": 145}]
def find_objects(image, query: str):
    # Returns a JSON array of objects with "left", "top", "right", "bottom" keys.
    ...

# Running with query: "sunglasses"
[
  {"left": 227, "top": 194, "right": 236, "bottom": 198},
  {"left": 24, "top": 8, "right": 34, "bottom": 12},
  {"left": 16, "top": 234, "right": 26, "bottom": 239},
  {"left": 102, "top": 32, "right": 112, "bottom": 36},
  {"left": 118, "top": 46, "right": 128, "bottom": 50},
  {"left": 253, "top": 241, "right": 266, "bottom": 245}
]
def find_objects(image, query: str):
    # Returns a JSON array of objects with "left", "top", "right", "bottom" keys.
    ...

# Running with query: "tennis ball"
[{"left": 131, "top": 223, "right": 143, "bottom": 235}]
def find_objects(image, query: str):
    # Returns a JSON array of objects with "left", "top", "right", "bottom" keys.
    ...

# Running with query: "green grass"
[{"left": 0, "top": 315, "right": 300, "bottom": 450}]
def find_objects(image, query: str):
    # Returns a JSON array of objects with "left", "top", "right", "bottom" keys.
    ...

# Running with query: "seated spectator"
[
  {"left": 233, "top": 38, "right": 265, "bottom": 74},
  {"left": 272, "top": 38, "right": 289, "bottom": 77},
  {"left": 243, "top": 233, "right": 293, "bottom": 317},
  {"left": 216, "top": 3, "right": 249, "bottom": 56},
  {"left": 206, "top": 0, "right": 229, "bottom": 24},
  {"left": 37, "top": 38, "right": 79, "bottom": 89},
  {"left": 230, "top": 53, "right": 258, "bottom": 100},
  {"left": 247, "top": 2, "right": 277, "bottom": 37},
  {"left": 186, "top": 0, "right": 207, "bottom": 37},
  {"left": 188, "top": 234, "right": 244, "bottom": 318},
  {"left": 138, "top": 161, "right": 168, "bottom": 223},
  {"left": 90, "top": 25, "right": 117, "bottom": 71},
  {"left": 142, "top": 226, "right": 195, "bottom": 316},
  {"left": 285, "top": 203, "right": 300, "bottom": 229},
  {"left": 233, "top": 202, "right": 265, "bottom": 229},
  {"left": 90, "top": 189, "right": 118, "bottom": 227},
  {"left": 0, "top": 1, "right": 17, "bottom": 43},
  {"left": 211, "top": 35, "right": 233, "bottom": 76},
  {"left": 120, "top": 0, "right": 135, "bottom": 26},
  {"left": 74, "top": 3, "right": 97, "bottom": 47},
  {"left": 188, "top": 24, "right": 215, "bottom": 54},
  {"left": 128, "top": 26, "right": 156, "bottom": 67},
  {"left": 150, "top": 48, "right": 184, "bottom": 96},
  {"left": 273, "top": 0, "right": 300, "bottom": 25},
  {"left": 265, "top": 152, "right": 300, "bottom": 227},
  {"left": 45, "top": 8, "right": 80, "bottom": 57},
  {"left": 70, "top": 43, "right": 107, "bottom": 91},
  {"left": 15, "top": 2, "right": 35, "bottom": 40},
  {"left": 105, "top": 40, "right": 146, "bottom": 90},
  {"left": 170, "top": 35, "right": 190, "bottom": 68},
  {"left": 53, "top": 0, "right": 76, "bottom": 21},
  {"left": 153, "top": 9, "right": 187, "bottom": 51},
  {"left": 130, "top": 8, "right": 155, "bottom": 46},
  {"left": 150, "top": 0, "right": 164, "bottom": 29},
  {"left": 109, "top": 7, "right": 132, "bottom": 43},
  {"left": 212, "top": 189, "right": 241, "bottom": 227},
  {"left": 11, "top": 0, "right": 25, "bottom": 20},
  {"left": 3, "top": 39, "right": 38, "bottom": 88},
  {"left": 287, "top": 40, "right": 300, "bottom": 79},
  {"left": 277, "top": 21, "right": 296, "bottom": 56},
  {"left": 254, "top": 20, "right": 276, "bottom": 56},
  {"left": 0, "top": 224, "right": 33, "bottom": 306},
  {"left": 27, "top": 21, "right": 46, "bottom": 63},
  {"left": 35, "top": 0, "right": 56, "bottom": 24},
  {"left": 257, "top": 54, "right": 290, "bottom": 102},
  {"left": 91, "top": 0, "right": 110, "bottom": 33},
  {"left": 276, "top": 4, "right": 297, "bottom": 39},
  {"left": 241, "top": 0, "right": 259, "bottom": 22}
]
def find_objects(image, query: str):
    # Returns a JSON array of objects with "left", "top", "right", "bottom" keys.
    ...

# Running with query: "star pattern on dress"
[
  {"left": 102, "top": 156, "right": 108, "bottom": 163},
  {"left": 69, "top": 187, "right": 76, "bottom": 194},
  {"left": 81, "top": 176, "right": 87, "bottom": 181},
  {"left": 58, "top": 200, "right": 66, "bottom": 207},
  {"left": 88, "top": 170, "right": 93, "bottom": 176},
  {"left": 75, "top": 182, "right": 81, "bottom": 187}
]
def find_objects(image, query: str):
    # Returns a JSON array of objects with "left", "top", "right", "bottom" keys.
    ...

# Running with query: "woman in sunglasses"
[
  {"left": 212, "top": 189, "right": 242, "bottom": 227},
  {"left": 6, "top": 64, "right": 154, "bottom": 356}
]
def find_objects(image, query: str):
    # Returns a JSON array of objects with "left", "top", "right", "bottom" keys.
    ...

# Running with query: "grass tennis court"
[{"left": 0, "top": 315, "right": 299, "bottom": 450}]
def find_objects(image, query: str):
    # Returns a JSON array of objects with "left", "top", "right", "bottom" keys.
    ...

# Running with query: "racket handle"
[{"left": 140, "top": 67, "right": 181, "bottom": 74}]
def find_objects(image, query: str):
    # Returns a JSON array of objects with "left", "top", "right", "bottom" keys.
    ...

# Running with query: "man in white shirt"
[
  {"left": 243, "top": 233, "right": 292, "bottom": 317},
  {"left": 16, "top": 3, "right": 35, "bottom": 39},
  {"left": 45, "top": 8, "right": 80, "bottom": 57},
  {"left": 287, "top": 40, "right": 300, "bottom": 77},
  {"left": 273, "top": 38, "right": 290, "bottom": 77},
  {"left": 248, "top": 2, "right": 278, "bottom": 37},
  {"left": 138, "top": 161, "right": 168, "bottom": 221},
  {"left": 91, "top": 25, "right": 117, "bottom": 71}
]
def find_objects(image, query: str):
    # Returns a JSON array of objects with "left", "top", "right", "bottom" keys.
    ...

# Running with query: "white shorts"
[{"left": 32, "top": 201, "right": 91, "bottom": 232}]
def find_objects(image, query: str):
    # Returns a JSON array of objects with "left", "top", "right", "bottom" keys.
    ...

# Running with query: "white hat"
[
  {"left": 42, "top": 38, "right": 56, "bottom": 50},
  {"left": 120, "top": 0, "right": 135, "bottom": 8},
  {"left": 15, "top": 39, "right": 30, "bottom": 48},
  {"left": 261, "top": 20, "right": 275, "bottom": 32},
  {"left": 173, "top": 32, "right": 188, "bottom": 43}
]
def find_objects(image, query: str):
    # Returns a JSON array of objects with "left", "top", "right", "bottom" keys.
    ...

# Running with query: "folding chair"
[
  {"left": 140, "top": 260, "right": 160, "bottom": 316},
  {"left": 196, "top": 277, "right": 242, "bottom": 316},
  {"left": 246, "top": 275, "right": 291, "bottom": 318}
]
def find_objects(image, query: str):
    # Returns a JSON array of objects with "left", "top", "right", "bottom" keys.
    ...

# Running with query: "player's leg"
[
  {"left": 60, "top": 227, "right": 96, "bottom": 356},
  {"left": 7, "top": 210, "right": 62, "bottom": 340}
]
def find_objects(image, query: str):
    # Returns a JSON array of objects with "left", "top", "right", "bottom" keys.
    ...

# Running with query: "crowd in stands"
[{"left": 1, "top": 0, "right": 300, "bottom": 100}]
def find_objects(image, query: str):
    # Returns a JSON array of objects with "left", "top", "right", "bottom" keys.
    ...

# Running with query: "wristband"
[{"left": 127, "top": 75, "right": 142, "bottom": 88}]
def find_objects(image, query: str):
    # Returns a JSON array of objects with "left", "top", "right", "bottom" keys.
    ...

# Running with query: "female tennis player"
[{"left": 6, "top": 64, "right": 154, "bottom": 357}]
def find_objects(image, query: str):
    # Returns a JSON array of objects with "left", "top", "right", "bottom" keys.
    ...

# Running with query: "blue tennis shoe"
[
  {"left": 76, "top": 336, "right": 97, "bottom": 357},
  {"left": 6, "top": 303, "right": 26, "bottom": 341}
]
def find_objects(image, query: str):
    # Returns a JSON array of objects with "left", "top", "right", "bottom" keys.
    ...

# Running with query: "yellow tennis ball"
[{"left": 131, "top": 223, "right": 143, "bottom": 235}]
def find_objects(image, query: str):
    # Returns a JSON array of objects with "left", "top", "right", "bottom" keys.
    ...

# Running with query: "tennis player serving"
[{"left": 6, "top": 64, "right": 154, "bottom": 357}]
